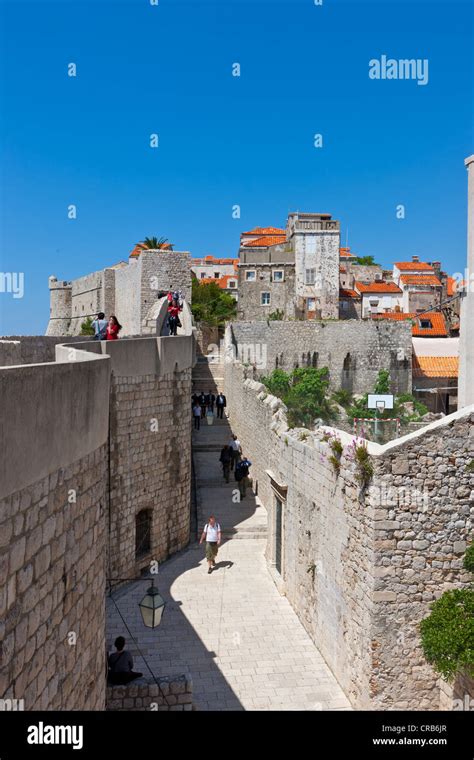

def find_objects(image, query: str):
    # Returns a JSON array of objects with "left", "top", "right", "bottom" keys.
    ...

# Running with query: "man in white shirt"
[
  {"left": 229, "top": 434, "right": 242, "bottom": 475},
  {"left": 199, "top": 515, "right": 222, "bottom": 574}
]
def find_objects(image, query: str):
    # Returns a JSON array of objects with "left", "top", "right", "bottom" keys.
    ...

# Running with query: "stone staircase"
[{"left": 192, "top": 356, "right": 225, "bottom": 394}]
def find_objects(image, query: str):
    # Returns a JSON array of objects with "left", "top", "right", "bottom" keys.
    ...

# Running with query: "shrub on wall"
[{"left": 420, "top": 544, "right": 474, "bottom": 681}]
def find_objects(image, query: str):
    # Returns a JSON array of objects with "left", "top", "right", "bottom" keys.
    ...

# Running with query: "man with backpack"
[
  {"left": 92, "top": 312, "right": 108, "bottom": 340},
  {"left": 199, "top": 515, "right": 222, "bottom": 574},
  {"left": 234, "top": 455, "right": 252, "bottom": 498}
]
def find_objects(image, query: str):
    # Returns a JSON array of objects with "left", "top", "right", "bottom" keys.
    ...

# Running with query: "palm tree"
[{"left": 136, "top": 237, "right": 174, "bottom": 251}]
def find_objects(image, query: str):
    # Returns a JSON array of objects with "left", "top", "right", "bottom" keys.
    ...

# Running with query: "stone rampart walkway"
[{"left": 107, "top": 412, "right": 351, "bottom": 711}]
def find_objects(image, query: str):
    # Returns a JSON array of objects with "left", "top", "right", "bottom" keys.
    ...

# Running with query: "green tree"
[
  {"left": 374, "top": 369, "right": 390, "bottom": 394},
  {"left": 191, "top": 279, "right": 237, "bottom": 326},
  {"left": 80, "top": 316, "right": 95, "bottom": 336},
  {"left": 354, "top": 255, "right": 379, "bottom": 266},
  {"left": 285, "top": 367, "right": 336, "bottom": 427},
  {"left": 261, "top": 369, "right": 291, "bottom": 398},
  {"left": 136, "top": 236, "right": 174, "bottom": 250}
]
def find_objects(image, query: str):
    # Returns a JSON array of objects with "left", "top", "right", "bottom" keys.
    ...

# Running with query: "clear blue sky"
[{"left": 0, "top": 0, "right": 472, "bottom": 335}]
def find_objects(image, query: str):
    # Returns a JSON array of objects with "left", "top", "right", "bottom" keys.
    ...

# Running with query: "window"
[
  {"left": 228, "top": 280, "right": 236, "bottom": 288},
  {"left": 273, "top": 270, "right": 284, "bottom": 282},
  {"left": 305, "top": 268, "right": 316, "bottom": 285},
  {"left": 307, "top": 297, "right": 316, "bottom": 311},
  {"left": 200, "top": 273, "right": 206, "bottom": 279},
  {"left": 214, "top": 272, "right": 220, "bottom": 278},
  {"left": 420, "top": 319, "right": 432, "bottom": 329},
  {"left": 261, "top": 292, "right": 271, "bottom": 305},
  {"left": 375, "top": 273, "right": 382, "bottom": 281},
  {"left": 245, "top": 271, "right": 256, "bottom": 281},
  {"left": 135, "top": 510, "right": 151, "bottom": 558}
]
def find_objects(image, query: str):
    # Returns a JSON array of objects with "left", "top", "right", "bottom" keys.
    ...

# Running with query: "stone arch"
[
  {"left": 312, "top": 352, "right": 318, "bottom": 368},
  {"left": 341, "top": 352, "right": 355, "bottom": 393}
]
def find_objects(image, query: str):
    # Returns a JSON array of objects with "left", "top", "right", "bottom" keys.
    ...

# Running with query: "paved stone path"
[{"left": 107, "top": 412, "right": 351, "bottom": 711}]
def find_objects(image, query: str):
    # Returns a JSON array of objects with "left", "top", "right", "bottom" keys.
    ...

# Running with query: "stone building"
[
  {"left": 393, "top": 257, "right": 443, "bottom": 313},
  {"left": 46, "top": 249, "right": 192, "bottom": 337},
  {"left": 190, "top": 255, "right": 237, "bottom": 280},
  {"left": 237, "top": 214, "right": 340, "bottom": 321}
]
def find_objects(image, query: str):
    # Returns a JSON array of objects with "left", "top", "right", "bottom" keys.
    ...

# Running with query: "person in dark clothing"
[
  {"left": 219, "top": 444, "right": 232, "bottom": 483},
  {"left": 191, "top": 393, "right": 199, "bottom": 409},
  {"left": 199, "top": 392, "right": 207, "bottom": 417},
  {"left": 167, "top": 299, "right": 181, "bottom": 336},
  {"left": 206, "top": 391, "right": 216, "bottom": 413},
  {"left": 193, "top": 403, "right": 202, "bottom": 430},
  {"left": 234, "top": 455, "right": 252, "bottom": 498},
  {"left": 108, "top": 636, "right": 143, "bottom": 685},
  {"left": 216, "top": 392, "right": 226, "bottom": 419}
]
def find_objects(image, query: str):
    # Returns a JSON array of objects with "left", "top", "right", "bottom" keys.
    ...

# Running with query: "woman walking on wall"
[{"left": 106, "top": 315, "right": 122, "bottom": 340}]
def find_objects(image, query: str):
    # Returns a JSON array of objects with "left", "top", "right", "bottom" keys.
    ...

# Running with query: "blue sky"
[{"left": 0, "top": 0, "right": 472, "bottom": 335}]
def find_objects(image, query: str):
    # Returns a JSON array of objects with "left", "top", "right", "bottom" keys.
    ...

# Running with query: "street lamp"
[{"left": 138, "top": 579, "right": 166, "bottom": 629}]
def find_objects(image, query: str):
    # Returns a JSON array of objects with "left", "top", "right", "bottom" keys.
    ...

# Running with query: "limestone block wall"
[
  {"left": 229, "top": 320, "right": 412, "bottom": 395},
  {"left": 69, "top": 270, "right": 105, "bottom": 335},
  {"left": 0, "top": 336, "right": 87, "bottom": 367},
  {"left": 56, "top": 337, "right": 194, "bottom": 582},
  {"left": 114, "top": 260, "right": 142, "bottom": 336},
  {"left": 0, "top": 353, "right": 110, "bottom": 710},
  {"left": 293, "top": 231, "right": 340, "bottom": 318},
  {"left": 106, "top": 674, "right": 193, "bottom": 711},
  {"left": 237, "top": 263, "right": 296, "bottom": 321},
  {"left": 224, "top": 356, "right": 473, "bottom": 709}
]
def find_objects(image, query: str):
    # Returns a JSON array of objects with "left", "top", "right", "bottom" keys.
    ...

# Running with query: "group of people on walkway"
[
  {"left": 219, "top": 435, "right": 251, "bottom": 496},
  {"left": 192, "top": 390, "right": 227, "bottom": 429},
  {"left": 166, "top": 289, "right": 184, "bottom": 336},
  {"left": 91, "top": 312, "right": 122, "bottom": 341}
]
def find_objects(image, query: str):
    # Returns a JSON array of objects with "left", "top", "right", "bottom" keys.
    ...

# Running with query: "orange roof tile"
[
  {"left": 339, "top": 247, "right": 355, "bottom": 258},
  {"left": 242, "top": 227, "right": 286, "bottom": 236},
  {"left": 446, "top": 277, "right": 466, "bottom": 297},
  {"left": 394, "top": 262, "right": 434, "bottom": 272},
  {"left": 200, "top": 275, "right": 238, "bottom": 290},
  {"left": 400, "top": 274, "right": 442, "bottom": 287},
  {"left": 130, "top": 242, "right": 172, "bottom": 258},
  {"left": 412, "top": 356, "right": 458, "bottom": 378},
  {"left": 339, "top": 288, "right": 360, "bottom": 299},
  {"left": 243, "top": 235, "right": 287, "bottom": 248},
  {"left": 372, "top": 311, "right": 448, "bottom": 337},
  {"left": 355, "top": 281, "right": 402, "bottom": 294}
]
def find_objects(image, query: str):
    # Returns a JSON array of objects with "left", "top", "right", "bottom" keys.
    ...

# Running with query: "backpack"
[{"left": 235, "top": 461, "right": 249, "bottom": 481}]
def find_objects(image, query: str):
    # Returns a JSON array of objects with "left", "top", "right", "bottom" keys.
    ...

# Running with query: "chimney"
[
  {"left": 412, "top": 255, "right": 419, "bottom": 263},
  {"left": 432, "top": 261, "right": 441, "bottom": 276}
]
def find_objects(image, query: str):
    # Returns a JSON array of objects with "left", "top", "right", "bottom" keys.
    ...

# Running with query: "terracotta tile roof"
[
  {"left": 446, "top": 277, "right": 466, "bottom": 297},
  {"left": 242, "top": 227, "right": 286, "bottom": 236},
  {"left": 355, "top": 281, "right": 402, "bottom": 294},
  {"left": 339, "top": 247, "right": 355, "bottom": 258},
  {"left": 400, "top": 274, "right": 442, "bottom": 287},
  {"left": 339, "top": 288, "right": 360, "bottom": 299},
  {"left": 372, "top": 311, "right": 448, "bottom": 337},
  {"left": 193, "top": 256, "right": 236, "bottom": 265},
  {"left": 200, "top": 275, "right": 238, "bottom": 290},
  {"left": 394, "top": 261, "right": 434, "bottom": 272},
  {"left": 412, "top": 355, "right": 459, "bottom": 378},
  {"left": 243, "top": 235, "right": 287, "bottom": 248}
]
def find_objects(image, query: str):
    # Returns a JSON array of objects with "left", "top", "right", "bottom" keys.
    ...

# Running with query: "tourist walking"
[
  {"left": 106, "top": 315, "right": 122, "bottom": 340},
  {"left": 229, "top": 434, "right": 242, "bottom": 473},
  {"left": 167, "top": 299, "right": 181, "bottom": 336},
  {"left": 107, "top": 636, "right": 143, "bottom": 685},
  {"left": 92, "top": 312, "right": 108, "bottom": 341},
  {"left": 206, "top": 390, "right": 216, "bottom": 413},
  {"left": 216, "top": 391, "right": 226, "bottom": 419},
  {"left": 199, "top": 392, "right": 207, "bottom": 417},
  {"left": 235, "top": 455, "right": 252, "bottom": 498},
  {"left": 219, "top": 444, "right": 232, "bottom": 483},
  {"left": 193, "top": 403, "right": 202, "bottom": 430},
  {"left": 199, "top": 516, "right": 222, "bottom": 574}
]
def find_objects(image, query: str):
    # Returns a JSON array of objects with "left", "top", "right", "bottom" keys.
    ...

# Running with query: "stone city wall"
[
  {"left": 106, "top": 674, "right": 193, "bottom": 711},
  {"left": 229, "top": 319, "right": 412, "bottom": 395},
  {"left": 0, "top": 352, "right": 110, "bottom": 709},
  {"left": 224, "top": 356, "right": 473, "bottom": 709},
  {"left": 56, "top": 336, "right": 194, "bottom": 582},
  {"left": 0, "top": 336, "right": 87, "bottom": 366}
]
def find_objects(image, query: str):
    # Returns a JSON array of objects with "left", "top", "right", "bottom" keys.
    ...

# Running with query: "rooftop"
[
  {"left": 400, "top": 274, "right": 442, "bottom": 287},
  {"left": 355, "top": 281, "right": 402, "bottom": 294},
  {"left": 412, "top": 355, "right": 459, "bottom": 378},
  {"left": 243, "top": 235, "right": 288, "bottom": 248},
  {"left": 394, "top": 261, "right": 434, "bottom": 272},
  {"left": 372, "top": 311, "right": 448, "bottom": 337}
]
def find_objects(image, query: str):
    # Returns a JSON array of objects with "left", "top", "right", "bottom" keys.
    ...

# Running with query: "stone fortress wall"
[
  {"left": 0, "top": 328, "right": 195, "bottom": 709},
  {"left": 229, "top": 319, "right": 413, "bottom": 395},
  {"left": 46, "top": 251, "right": 192, "bottom": 338},
  {"left": 223, "top": 351, "right": 473, "bottom": 710}
]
